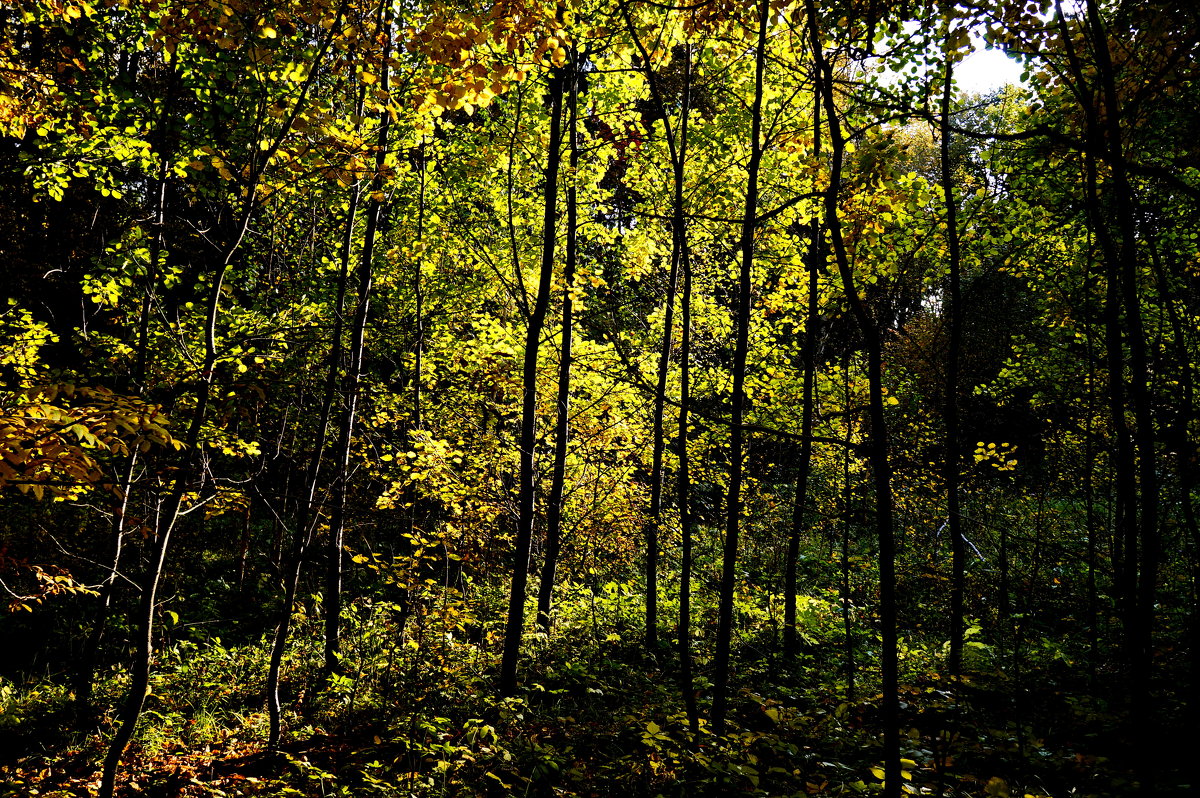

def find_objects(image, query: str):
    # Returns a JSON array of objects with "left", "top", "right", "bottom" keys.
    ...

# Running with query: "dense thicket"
[{"left": 2, "top": 0, "right": 1198, "bottom": 795}]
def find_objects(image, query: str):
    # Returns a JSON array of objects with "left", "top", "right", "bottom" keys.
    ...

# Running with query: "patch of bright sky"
[
  {"left": 878, "top": 22, "right": 1028, "bottom": 96},
  {"left": 954, "top": 33, "right": 1026, "bottom": 94}
]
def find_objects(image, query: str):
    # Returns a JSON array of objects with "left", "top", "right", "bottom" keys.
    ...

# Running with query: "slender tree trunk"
[
  {"left": 82, "top": 84, "right": 174, "bottom": 720},
  {"left": 262, "top": 76, "right": 368, "bottom": 742},
  {"left": 1084, "top": 317, "right": 1100, "bottom": 682},
  {"left": 500, "top": 62, "right": 565, "bottom": 697},
  {"left": 677, "top": 241, "right": 699, "bottom": 735},
  {"left": 323, "top": 35, "right": 391, "bottom": 676},
  {"left": 615, "top": 0, "right": 688, "bottom": 650},
  {"left": 670, "top": 49, "right": 698, "bottom": 734},
  {"left": 1147, "top": 240, "right": 1200, "bottom": 718},
  {"left": 939, "top": 59, "right": 966, "bottom": 677},
  {"left": 226, "top": 1, "right": 365, "bottom": 749},
  {"left": 100, "top": 234, "right": 234, "bottom": 797},
  {"left": 712, "top": 0, "right": 769, "bottom": 734},
  {"left": 263, "top": 174, "right": 360, "bottom": 740},
  {"left": 538, "top": 52, "right": 579, "bottom": 633},
  {"left": 784, "top": 87, "right": 823, "bottom": 659},
  {"left": 413, "top": 141, "right": 427, "bottom": 433},
  {"left": 1081, "top": 222, "right": 1102, "bottom": 682},
  {"left": 75, "top": 452, "right": 137, "bottom": 722},
  {"left": 643, "top": 231, "right": 680, "bottom": 648},
  {"left": 400, "top": 139, "right": 428, "bottom": 553},
  {"left": 807, "top": 2, "right": 901, "bottom": 790},
  {"left": 841, "top": 354, "right": 856, "bottom": 698},
  {"left": 1084, "top": 5, "right": 1159, "bottom": 738}
]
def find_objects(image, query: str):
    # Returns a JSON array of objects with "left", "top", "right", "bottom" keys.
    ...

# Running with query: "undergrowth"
[{"left": 1, "top": 566, "right": 1174, "bottom": 798}]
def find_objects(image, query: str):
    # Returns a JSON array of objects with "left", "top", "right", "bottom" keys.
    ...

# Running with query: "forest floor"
[{"left": 0, "top": 590, "right": 1191, "bottom": 797}]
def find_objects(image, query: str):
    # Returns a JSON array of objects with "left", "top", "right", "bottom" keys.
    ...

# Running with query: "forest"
[{"left": 1, "top": 0, "right": 1197, "bottom": 795}]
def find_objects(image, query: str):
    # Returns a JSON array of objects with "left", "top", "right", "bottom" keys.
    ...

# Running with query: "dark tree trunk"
[
  {"left": 807, "top": 1, "right": 900, "bottom": 790},
  {"left": 677, "top": 241, "right": 699, "bottom": 734},
  {"left": 500, "top": 62, "right": 565, "bottom": 697},
  {"left": 671, "top": 48, "right": 697, "bottom": 734},
  {"left": 413, "top": 142, "right": 427, "bottom": 433},
  {"left": 712, "top": 0, "right": 768, "bottom": 735},
  {"left": 1084, "top": 0, "right": 1159, "bottom": 717},
  {"left": 323, "top": 43, "right": 391, "bottom": 676},
  {"left": 1147, "top": 240, "right": 1199, "bottom": 716},
  {"left": 939, "top": 60, "right": 966, "bottom": 677},
  {"left": 616, "top": 0, "right": 688, "bottom": 650},
  {"left": 841, "top": 354, "right": 856, "bottom": 698},
  {"left": 100, "top": 233, "right": 232, "bottom": 797},
  {"left": 538, "top": 52, "right": 580, "bottom": 633},
  {"left": 784, "top": 86, "right": 823, "bottom": 659}
]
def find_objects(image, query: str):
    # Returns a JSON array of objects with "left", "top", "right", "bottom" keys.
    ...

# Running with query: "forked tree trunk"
[{"left": 538, "top": 52, "right": 580, "bottom": 632}]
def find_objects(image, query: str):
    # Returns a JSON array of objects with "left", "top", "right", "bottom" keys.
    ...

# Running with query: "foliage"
[{"left": 1, "top": 0, "right": 1198, "bottom": 795}]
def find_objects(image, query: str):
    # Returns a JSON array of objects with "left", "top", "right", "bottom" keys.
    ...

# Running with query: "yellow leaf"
[{"left": 985, "top": 777, "right": 1010, "bottom": 797}]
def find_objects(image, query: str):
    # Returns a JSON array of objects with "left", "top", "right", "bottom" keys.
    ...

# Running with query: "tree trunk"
[
  {"left": 784, "top": 87, "right": 823, "bottom": 659},
  {"left": 672, "top": 48, "right": 697, "bottom": 734},
  {"left": 1084, "top": 0, "right": 1159, "bottom": 721},
  {"left": 841, "top": 354, "right": 856, "bottom": 698},
  {"left": 807, "top": 1, "right": 901, "bottom": 790},
  {"left": 939, "top": 59, "right": 966, "bottom": 678},
  {"left": 323, "top": 35, "right": 391, "bottom": 676},
  {"left": 500, "top": 62, "right": 565, "bottom": 697},
  {"left": 538, "top": 52, "right": 580, "bottom": 633},
  {"left": 677, "top": 240, "right": 699, "bottom": 735},
  {"left": 712, "top": 0, "right": 768, "bottom": 735},
  {"left": 100, "top": 241, "right": 231, "bottom": 798},
  {"left": 616, "top": 0, "right": 689, "bottom": 650},
  {"left": 97, "top": 53, "right": 335, "bottom": 783}
]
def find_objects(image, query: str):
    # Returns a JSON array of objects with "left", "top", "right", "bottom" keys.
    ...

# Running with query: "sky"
[
  {"left": 876, "top": 26, "right": 1029, "bottom": 97},
  {"left": 954, "top": 43, "right": 1026, "bottom": 94}
]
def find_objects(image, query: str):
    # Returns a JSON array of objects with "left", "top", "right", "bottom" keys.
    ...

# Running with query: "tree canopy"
[{"left": 2, "top": 0, "right": 1198, "bottom": 795}]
